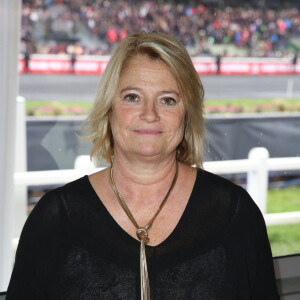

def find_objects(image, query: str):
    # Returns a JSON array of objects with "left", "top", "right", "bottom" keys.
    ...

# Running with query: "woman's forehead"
[{"left": 117, "top": 55, "right": 179, "bottom": 91}]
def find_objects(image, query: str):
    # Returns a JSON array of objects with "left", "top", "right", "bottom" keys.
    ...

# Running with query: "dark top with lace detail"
[{"left": 6, "top": 169, "right": 279, "bottom": 300}]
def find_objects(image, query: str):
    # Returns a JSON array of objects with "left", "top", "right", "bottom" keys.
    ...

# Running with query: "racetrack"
[{"left": 19, "top": 74, "right": 300, "bottom": 101}]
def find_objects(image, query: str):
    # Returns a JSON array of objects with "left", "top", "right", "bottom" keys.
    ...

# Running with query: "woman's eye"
[
  {"left": 124, "top": 94, "right": 139, "bottom": 102},
  {"left": 162, "top": 97, "right": 176, "bottom": 105}
]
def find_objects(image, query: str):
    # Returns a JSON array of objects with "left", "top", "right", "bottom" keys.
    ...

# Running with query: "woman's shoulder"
[
  {"left": 56, "top": 175, "right": 91, "bottom": 196},
  {"left": 194, "top": 169, "right": 263, "bottom": 225},
  {"left": 31, "top": 175, "right": 91, "bottom": 218},
  {"left": 195, "top": 168, "right": 249, "bottom": 201},
  {"left": 42, "top": 175, "right": 89, "bottom": 199},
  {"left": 197, "top": 168, "right": 240, "bottom": 190}
]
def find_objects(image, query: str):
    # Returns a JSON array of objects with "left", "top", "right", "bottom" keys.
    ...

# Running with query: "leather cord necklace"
[{"left": 109, "top": 162, "right": 178, "bottom": 300}]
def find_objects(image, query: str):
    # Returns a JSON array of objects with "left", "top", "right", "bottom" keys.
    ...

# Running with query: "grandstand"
[{"left": 21, "top": 0, "right": 300, "bottom": 58}]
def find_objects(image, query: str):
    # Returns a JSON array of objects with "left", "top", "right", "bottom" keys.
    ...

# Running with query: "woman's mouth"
[{"left": 134, "top": 129, "right": 162, "bottom": 135}]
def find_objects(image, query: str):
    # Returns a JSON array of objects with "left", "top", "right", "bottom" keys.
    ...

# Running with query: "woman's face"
[{"left": 110, "top": 54, "right": 186, "bottom": 162}]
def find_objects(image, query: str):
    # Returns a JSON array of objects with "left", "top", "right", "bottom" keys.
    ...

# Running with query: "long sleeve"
[
  {"left": 244, "top": 190, "right": 279, "bottom": 299},
  {"left": 6, "top": 189, "right": 67, "bottom": 300},
  {"left": 226, "top": 187, "right": 279, "bottom": 300}
]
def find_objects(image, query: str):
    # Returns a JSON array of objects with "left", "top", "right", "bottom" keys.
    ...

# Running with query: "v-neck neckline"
[{"left": 84, "top": 169, "right": 201, "bottom": 249}]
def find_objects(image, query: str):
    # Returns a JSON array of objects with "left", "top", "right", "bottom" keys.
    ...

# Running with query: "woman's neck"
[{"left": 110, "top": 152, "right": 178, "bottom": 205}]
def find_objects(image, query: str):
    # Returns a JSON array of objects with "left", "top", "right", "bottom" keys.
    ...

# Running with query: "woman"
[{"left": 7, "top": 32, "right": 279, "bottom": 299}]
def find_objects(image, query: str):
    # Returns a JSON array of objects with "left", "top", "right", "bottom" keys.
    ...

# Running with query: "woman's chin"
[
  {"left": 131, "top": 145, "right": 177, "bottom": 161},
  {"left": 131, "top": 146, "right": 164, "bottom": 159}
]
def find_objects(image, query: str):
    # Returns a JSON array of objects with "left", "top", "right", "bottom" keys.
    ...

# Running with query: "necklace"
[{"left": 109, "top": 162, "right": 178, "bottom": 300}]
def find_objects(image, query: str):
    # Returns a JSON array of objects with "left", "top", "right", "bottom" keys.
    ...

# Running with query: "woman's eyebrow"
[
  {"left": 120, "top": 87, "right": 179, "bottom": 96},
  {"left": 160, "top": 90, "right": 180, "bottom": 96},
  {"left": 120, "top": 87, "right": 142, "bottom": 93}
]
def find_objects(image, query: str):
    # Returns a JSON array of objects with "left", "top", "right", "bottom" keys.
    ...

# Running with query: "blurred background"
[
  {"left": 16, "top": 0, "right": 300, "bottom": 262},
  {"left": 20, "top": 0, "right": 300, "bottom": 57}
]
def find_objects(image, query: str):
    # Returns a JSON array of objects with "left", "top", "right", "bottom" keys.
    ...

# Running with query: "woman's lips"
[{"left": 134, "top": 129, "right": 162, "bottom": 135}]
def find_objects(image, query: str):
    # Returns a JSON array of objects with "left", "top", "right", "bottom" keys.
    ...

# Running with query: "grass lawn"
[
  {"left": 204, "top": 98, "right": 300, "bottom": 113},
  {"left": 26, "top": 100, "right": 93, "bottom": 116},
  {"left": 205, "top": 98, "right": 300, "bottom": 108},
  {"left": 267, "top": 186, "right": 300, "bottom": 256},
  {"left": 267, "top": 224, "right": 300, "bottom": 256},
  {"left": 25, "top": 98, "right": 300, "bottom": 116}
]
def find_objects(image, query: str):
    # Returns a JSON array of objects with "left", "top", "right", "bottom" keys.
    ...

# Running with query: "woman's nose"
[{"left": 140, "top": 101, "right": 160, "bottom": 123}]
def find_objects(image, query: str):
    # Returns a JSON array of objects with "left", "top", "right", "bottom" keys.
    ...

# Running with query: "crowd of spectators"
[{"left": 21, "top": 0, "right": 300, "bottom": 58}]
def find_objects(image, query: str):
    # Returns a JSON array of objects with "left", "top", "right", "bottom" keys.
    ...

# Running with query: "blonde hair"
[{"left": 84, "top": 32, "right": 205, "bottom": 167}]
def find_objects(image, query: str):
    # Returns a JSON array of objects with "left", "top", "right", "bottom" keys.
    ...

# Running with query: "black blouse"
[{"left": 7, "top": 169, "right": 279, "bottom": 299}]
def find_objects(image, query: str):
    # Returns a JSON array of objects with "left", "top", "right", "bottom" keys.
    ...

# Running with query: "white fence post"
[
  {"left": 74, "top": 155, "right": 96, "bottom": 172},
  {"left": 247, "top": 147, "right": 269, "bottom": 214},
  {"left": 14, "top": 96, "right": 27, "bottom": 240}
]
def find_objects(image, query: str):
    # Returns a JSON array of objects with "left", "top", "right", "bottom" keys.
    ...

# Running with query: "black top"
[{"left": 7, "top": 170, "right": 279, "bottom": 299}]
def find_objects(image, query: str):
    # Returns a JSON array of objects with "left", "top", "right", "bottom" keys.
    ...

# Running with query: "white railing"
[
  {"left": 203, "top": 148, "right": 300, "bottom": 225},
  {"left": 12, "top": 148, "right": 300, "bottom": 252},
  {"left": 14, "top": 147, "right": 300, "bottom": 229}
]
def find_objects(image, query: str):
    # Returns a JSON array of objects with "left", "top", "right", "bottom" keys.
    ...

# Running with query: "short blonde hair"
[{"left": 84, "top": 32, "right": 205, "bottom": 167}]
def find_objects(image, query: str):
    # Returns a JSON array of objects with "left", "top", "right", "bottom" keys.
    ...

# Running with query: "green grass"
[
  {"left": 26, "top": 100, "right": 93, "bottom": 116},
  {"left": 204, "top": 98, "right": 300, "bottom": 114},
  {"left": 267, "top": 224, "right": 300, "bottom": 256},
  {"left": 267, "top": 186, "right": 300, "bottom": 213},
  {"left": 205, "top": 98, "right": 300, "bottom": 107},
  {"left": 267, "top": 186, "right": 300, "bottom": 256},
  {"left": 25, "top": 98, "right": 300, "bottom": 116},
  {"left": 26, "top": 100, "right": 93, "bottom": 110}
]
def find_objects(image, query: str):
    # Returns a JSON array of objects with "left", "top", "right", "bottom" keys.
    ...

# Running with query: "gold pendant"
[{"left": 140, "top": 240, "right": 150, "bottom": 300}]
